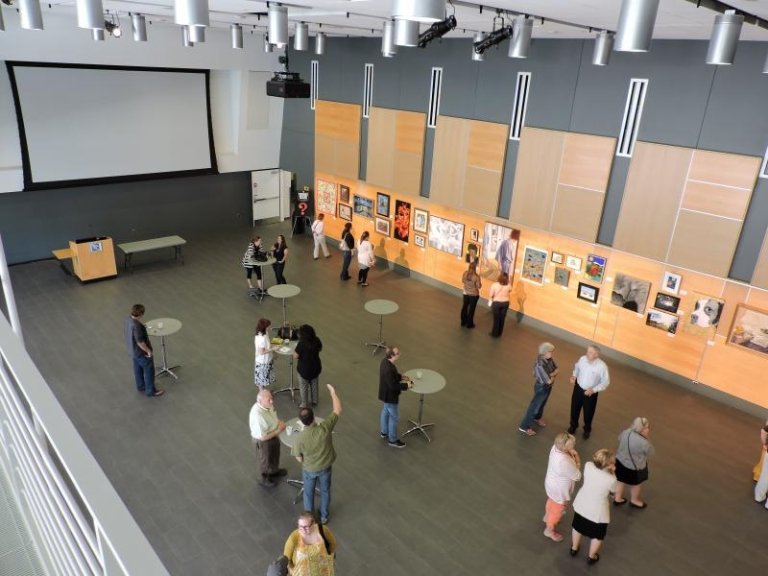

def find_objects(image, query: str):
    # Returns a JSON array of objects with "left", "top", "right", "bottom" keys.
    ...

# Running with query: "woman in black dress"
[
  {"left": 272, "top": 234, "right": 288, "bottom": 284},
  {"left": 293, "top": 324, "right": 322, "bottom": 408}
]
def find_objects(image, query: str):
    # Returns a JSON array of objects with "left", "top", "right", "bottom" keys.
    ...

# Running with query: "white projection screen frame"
[{"left": 7, "top": 62, "right": 217, "bottom": 190}]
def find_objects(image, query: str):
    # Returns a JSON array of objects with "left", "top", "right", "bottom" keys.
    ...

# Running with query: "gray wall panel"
[
  {"left": 732, "top": 178, "right": 768, "bottom": 282},
  {"left": 499, "top": 139, "right": 518, "bottom": 218},
  {"left": 597, "top": 156, "right": 630, "bottom": 247}
]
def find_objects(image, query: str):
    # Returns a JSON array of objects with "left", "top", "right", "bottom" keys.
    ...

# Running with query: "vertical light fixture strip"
[
  {"left": 427, "top": 67, "right": 443, "bottom": 128},
  {"left": 311, "top": 60, "right": 319, "bottom": 111},
  {"left": 509, "top": 72, "right": 531, "bottom": 140},
  {"left": 363, "top": 64, "right": 374, "bottom": 119},
  {"left": 617, "top": 78, "right": 648, "bottom": 157},
  {"left": 759, "top": 143, "right": 768, "bottom": 179}
]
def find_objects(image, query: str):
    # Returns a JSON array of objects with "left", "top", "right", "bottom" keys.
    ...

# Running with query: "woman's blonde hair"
[
  {"left": 592, "top": 448, "right": 615, "bottom": 470},
  {"left": 631, "top": 417, "right": 649, "bottom": 433},
  {"left": 553, "top": 432, "right": 575, "bottom": 452}
]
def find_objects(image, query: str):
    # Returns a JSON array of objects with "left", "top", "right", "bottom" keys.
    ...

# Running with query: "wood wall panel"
[
  {"left": 688, "top": 150, "right": 761, "bottom": 190},
  {"left": 395, "top": 111, "right": 426, "bottom": 154},
  {"left": 667, "top": 210, "right": 743, "bottom": 277},
  {"left": 393, "top": 152, "right": 422, "bottom": 197},
  {"left": 468, "top": 121, "right": 507, "bottom": 170},
  {"left": 315, "top": 100, "right": 361, "bottom": 179},
  {"left": 559, "top": 133, "right": 615, "bottom": 191},
  {"left": 680, "top": 181, "right": 751, "bottom": 220},
  {"left": 430, "top": 116, "right": 466, "bottom": 209},
  {"left": 698, "top": 343, "right": 768, "bottom": 408},
  {"left": 366, "top": 108, "right": 396, "bottom": 189},
  {"left": 366, "top": 107, "right": 425, "bottom": 196},
  {"left": 751, "top": 231, "right": 768, "bottom": 289},
  {"left": 463, "top": 167, "right": 502, "bottom": 216},
  {"left": 550, "top": 186, "right": 604, "bottom": 242}
]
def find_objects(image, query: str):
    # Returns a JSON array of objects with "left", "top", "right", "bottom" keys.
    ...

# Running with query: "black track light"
[
  {"left": 473, "top": 25, "right": 513, "bottom": 55},
  {"left": 417, "top": 14, "right": 457, "bottom": 48},
  {"left": 104, "top": 18, "right": 122, "bottom": 37}
]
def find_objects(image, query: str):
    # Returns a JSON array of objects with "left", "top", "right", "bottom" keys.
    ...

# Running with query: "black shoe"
[
  {"left": 388, "top": 439, "right": 406, "bottom": 449},
  {"left": 629, "top": 501, "right": 648, "bottom": 509},
  {"left": 380, "top": 432, "right": 388, "bottom": 438},
  {"left": 587, "top": 554, "right": 600, "bottom": 565},
  {"left": 269, "top": 468, "right": 288, "bottom": 478},
  {"left": 567, "top": 427, "right": 576, "bottom": 434},
  {"left": 260, "top": 477, "right": 276, "bottom": 488},
  {"left": 583, "top": 431, "right": 591, "bottom": 440},
  {"left": 569, "top": 547, "right": 579, "bottom": 557},
  {"left": 466, "top": 324, "right": 475, "bottom": 329},
  {"left": 613, "top": 499, "right": 627, "bottom": 506}
]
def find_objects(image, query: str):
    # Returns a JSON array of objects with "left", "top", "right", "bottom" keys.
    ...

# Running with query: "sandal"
[{"left": 569, "top": 547, "right": 579, "bottom": 557}]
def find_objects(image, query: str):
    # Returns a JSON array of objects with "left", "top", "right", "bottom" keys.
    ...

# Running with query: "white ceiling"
[{"left": 13, "top": 0, "right": 768, "bottom": 41}]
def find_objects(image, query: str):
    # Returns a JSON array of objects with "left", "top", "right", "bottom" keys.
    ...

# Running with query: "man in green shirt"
[{"left": 292, "top": 384, "right": 342, "bottom": 524}]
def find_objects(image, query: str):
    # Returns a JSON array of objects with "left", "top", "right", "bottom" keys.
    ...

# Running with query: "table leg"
[
  {"left": 155, "top": 335, "right": 180, "bottom": 379},
  {"left": 403, "top": 393, "right": 435, "bottom": 442},
  {"left": 364, "top": 314, "right": 387, "bottom": 355},
  {"left": 286, "top": 478, "right": 321, "bottom": 505},
  {"left": 273, "top": 354, "right": 300, "bottom": 403}
]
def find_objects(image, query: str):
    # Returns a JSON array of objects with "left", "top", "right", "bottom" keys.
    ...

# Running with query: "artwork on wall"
[
  {"left": 316, "top": 179, "right": 337, "bottom": 215},
  {"left": 393, "top": 199, "right": 411, "bottom": 243},
  {"left": 339, "top": 184, "right": 350, "bottom": 204},
  {"left": 470, "top": 228, "right": 479, "bottom": 242},
  {"left": 566, "top": 255, "right": 582, "bottom": 272},
  {"left": 682, "top": 292, "right": 725, "bottom": 337},
  {"left": 428, "top": 215, "right": 465, "bottom": 257},
  {"left": 728, "top": 304, "right": 768, "bottom": 357},
  {"left": 521, "top": 246, "right": 548, "bottom": 285},
  {"left": 551, "top": 252, "right": 564, "bottom": 265},
  {"left": 554, "top": 267, "right": 570, "bottom": 287},
  {"left": 376, "top": 192, "right": 390, "bottom": 217},
  {"left": 338, "top": 203, "right": 352, "bottom": 221},
  {"left": 654, "top": 292, "right": 681, "bottom": 314},
  {"left": 375, "top": 217, "right": 391, "bottom": 236},
  {"left": 414, "top": 234, "right": 426, "bottom": 248},
  {"left": 661, "top": 271, "right": 682, "bottom": 295},
  {"left": 482, "top": 223, "right": 519, "bottom": 279},
  {"left": 646, "top": 309, "right": 680, "bottom": 334},
  {"left": 466, "top": 243, "right": 480, "bottom": 264},
  {"left": 353, "top": 195, "right": 373, "bottom": 219},
  {"left": 584, "top": 254, "right": 607, "bottom": 283},
  {"left": 413, "top": 208, "right": 429, "bottom": 233},
  {"left": 577, "top": 282, "right": 599, "bottom": 304},
  {"left": 610, "top": 273, "right": 651, "bottom": 314}
]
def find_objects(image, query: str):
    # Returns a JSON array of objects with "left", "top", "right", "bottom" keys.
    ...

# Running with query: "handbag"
[
  {"left": 626, "top": 431, "right": 649, "bottom": 483},
  {"left": 266, "top": 555, "right": 288, "bottom": 576}
]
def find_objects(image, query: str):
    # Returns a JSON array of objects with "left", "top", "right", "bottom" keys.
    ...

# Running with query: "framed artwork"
[
  {"left": 339, "top": 184, "right": 350, "bottom": 204},
  {"left": 482, "top": 223, "right": 519, "bottom": 280},
  {"left": 521, "top": 246, "right": 548, "bottom": 285},
  {"left": 566, "top": 255, "right": 582, "bottom": 272},
  {"left": 353, "top": 195, "right": 373, "bottom": 219},
  {"left": 728, "top": 304, "right": 768, "bottom": 357},
  {"left": 610, "top": 273, "right": 651, "bottom": 314},
  {"left": 316, "top": 179, "right": 337, "bottom": 215},
  {"left": 393, "top": 199, "right": 411, "bottom": 243},
  {"left": 584, "top": 254, "right": 607, "bottom": 283},
  {"left": 577, "top": 282, "right": 599, "bottom": 304},
  {"left": 414, "top": 234, "right": 426, "bottom": 248},
  {"left": 375, "top": 217, "right": 391, "bottom": 236},
  {"left": 551, "top": 252, "right": 564, "bottom": 265},
  {"left": 428, "top": 215, "right": 464, "bottom": 257},
  {"left": 338, "top": 203, "right": 352, "bottom": 222},
  {"left": 413, "top": 208, "right": 429, "bottom": 233},
  {"left": 654, "top": 292, "right": 680, "bottom": 314},
  {"left": 470, "top": 228, "right": 479, "bottom": 242},
  {"left": 376, "top": 192, "right": 390, "bottom": 217},
  {"left": 662, "top": 271, "right": 682, "bottom": 295},
  {"left": 682, "top": 292, "right": 725, "bottom": 337},
  {"left": 646, "top": 309, "right": 680, "bottom": 334},
  {"left": 465, "top": 242, "right": 480, "bottom": 264},
  {"left": 554, "top": 267, "right": 570, "bottom": 287}
]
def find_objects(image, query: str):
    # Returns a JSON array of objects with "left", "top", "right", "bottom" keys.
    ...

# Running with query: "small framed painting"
[
  {"left": 470, "top": 228, "right": 479, "bottom": 242},
  {"left": 376, "top": 192, "right": 390, "bottom": 217},
  {"left": 566, "top": 255, "right": 582, "bottom": 272},
  {"left": 662, "top": 271, "right": 682, "bottom": 295},
  {"left": 339, "top": 184, "right": 350, "bottom": 204},
  {"left": 646, "top": 309, "right": 679, "bottom": 334},
  {"left": 466, "top": 242, "right": 479, "bottom": 264},
  {"left": 353, "top": 195, "right": 373, "bottom": 219},
  {"left": 521, "top": 246, "right": 548, "bottom": 285},
  {"left": 375, "top": 217, "right": 390, "bottom": 236},
  {"left": 728, "top": 304, "right": 768, "bottom": 357},
  {"left": 338, "top": 203, "right": 352, "bottom": 222},
  {"left": 654, "top": 292, "right": 680, "bottom": 314},
  {"left": 554, "top": 267, "right": 570, "bottom": 287},
  {"left": 414, "top": 234, "right": 426, "bottom": 248},
  {"left": 577, "top": 282, "right": 599, "bottom": 304},
  {"left": 413, "top": 208, "right": 428, "bottom": 233},
  {"left": 551, "top": 251, "right": 564, "bottom": 265},
  {"left": 682, "top": 292, "right": 725, "bottom": 338},
  {"left": 584, "top": 254, "right": 607, "bottom": 284}
]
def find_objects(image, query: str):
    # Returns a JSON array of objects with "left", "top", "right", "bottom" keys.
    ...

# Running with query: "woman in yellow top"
[{"left": 284, "top": 512, "right": 336, "bottom": 576}]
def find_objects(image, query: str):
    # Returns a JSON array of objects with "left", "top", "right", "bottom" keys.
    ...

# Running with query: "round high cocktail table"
[
  {"left": 402, "top": 369, "right": 446, "bottom": 443},
  {"left": 273, "top": 340, "right": 299, "bottom": 402},
  {"left": 245, "top": 255, "right": 276, "bottom": 301},
  {"left": 146, "top": 318, "right": 182, "bottom": 380},
  {"left": 364, "top": 299, "right": 399, "bottom": 355},
  {"left": 267, "top": 284, "right": 301, "bottom": 325}
]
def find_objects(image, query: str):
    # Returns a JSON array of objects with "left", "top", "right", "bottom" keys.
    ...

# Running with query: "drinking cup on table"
[
  {"left": 416, "top": 370, "right": 423, "bottom": 380},
  {"left": 158, "top": 321, "right": 164, "bottom": 330},
  {"left": 286, "top": 426, "right": 293, "bottom": 436}
]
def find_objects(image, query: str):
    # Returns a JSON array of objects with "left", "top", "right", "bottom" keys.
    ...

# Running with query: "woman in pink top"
[
  {"left": 488, "top": 272, "right": 512, "bottom": 338},
  {"left": 543, "top": 432, "right": 581, "bottom": 542}
]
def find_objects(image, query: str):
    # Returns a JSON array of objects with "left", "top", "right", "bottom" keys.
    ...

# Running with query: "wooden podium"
[{"left": 69, "top": 237, "right": 117, "bottom": 282}]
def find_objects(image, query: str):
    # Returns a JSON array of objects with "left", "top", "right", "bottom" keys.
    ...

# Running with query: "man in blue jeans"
[
  {"left": 518, "top": 342, "right": 558, "bottom": 436},
  {"left": 292, "top": 384, "right": 342, "bottom": 524},
  {"left": 378, "top": 346, "right": 413, "bottom": 449},
  {"left": 123, "top": 304, "right": 164, "bottom": 398}
]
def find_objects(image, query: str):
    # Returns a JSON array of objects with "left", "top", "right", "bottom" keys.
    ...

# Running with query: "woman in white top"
[
  {"left": 570, "top": 449, "right": 616, "bottom": 565},
  {"left": 356, "top": 231, "right": 375, "bottom": 287},
  {"left": 543, "top": 432, "right": 582, "bottom": 542},
  {"left": 254, "top": 317, "right": 275, "bottom": 389},
  {"left": 488, "top": 272, "right": 512, "bottom": 338},
  {"left": 310, "top": 213, "right": 330, "bottom": 259}
]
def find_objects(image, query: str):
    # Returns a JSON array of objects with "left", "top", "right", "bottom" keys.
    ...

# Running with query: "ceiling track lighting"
[
  {"left": 392, "top": 0, "right": 444, "bottom": 23},
  {"left": 104, "top": 15, "right": 121, "bottom": 38},
  {"left": 231, "top": 23, "right": 243, "bottom": 49},
  {"left": 382, "top": 20, "right": 397, "bottom": 57},
  {"left": 473, "top": 24, "right": 513, "bottom": 55},
  {"left": 182, "top": 25, "right": 194, "bottom": 47},
  {"left": 394, "top": 18, "right": 419, "bottom": 47},
  {"left": 188, "top": 23, "right": 205, "bottom": 43},
  {"left": 615, "top": 0, "right": 659, "bottom": 53},
  {"left": 76, "top": 0, "right": 103, "bottom": 30},
  {"left": 268, "top": 3, "right": 288, "bottom": 46},
  {"left": 19, "top": 0, "right": 44, "bottom": 30},
  {"left": 508, "top": 15, "right": 533, "bottom": 58},
  {"left": 315, "top": 31, "right": 326, "bottom": 55},
  {"left": 417, "top": 14, "right": 456, "bottom": 48},
  {"left": 175, "top": 0, "right": 209, "bottom": 28},
  {"left": 706, "top": 9, "right": 743, "bottom": 65},
  {"left": 264, "top": 33, "right": 273, "bottom": 53},
  {"left": 294, "top": 22, "right": 308, "bottom": 51},
  {"left": 471, "top": 32, "right": 485, "bottom": 61},
  {"left": 92, "top": 27, "right": 104, "bottom": 41},
  {"left": 131, "top": 13, "right": 147, "bottom": 41},
  {"left": 592, "top": 30, "right": 614, "bottom": 66}
]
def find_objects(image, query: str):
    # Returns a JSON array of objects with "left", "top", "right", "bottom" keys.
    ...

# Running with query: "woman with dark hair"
[
  {"left": 242, "top": 236, "right": 264, "bottom": 292},
  {"left": 294, "top": 324, "right": 323, "bottom": 408},
  {"left": 460, "top": 261, "right": 482, "bottom": 328},
  {"left": 254, "top": 318, "right": 275, "bottom": 389},
  {"left": 339, "top": 222, "right": 354, "bottom": 281},
  {"left": 613, "top": 417, "right": 654, "bottom": 508},
  {"left": 357, "top": 231, "right": 374, "bottom": 287},
  {"left": 272, "top": 235, "right": 289, "bottom": 284},
  {"left": 488, "top": 271, "right": 512, "bottom": 338}
]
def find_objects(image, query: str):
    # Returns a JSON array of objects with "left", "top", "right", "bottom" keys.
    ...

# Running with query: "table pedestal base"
[
  {"left": 155, "top": 336, "right": 179, "bottom": 380},
  {"left": 286, "top": 478, "right": 321, "bottom": 505},
  {"left": 364, "top": 339, "right": 387, "bottom": 355},
  {"left": 403, "top": 420, "right": 435, "bottom": 442},
  {"left": 248, "top": 288, "right": 268, "bottom": 302}
]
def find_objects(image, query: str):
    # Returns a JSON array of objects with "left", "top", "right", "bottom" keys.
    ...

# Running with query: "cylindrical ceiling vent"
[
  {"left": 706, "top": 10, "right": 744, "bottom": 65},
  {"left": 508, "top": 15, "right": 532, "bottom": 59},
  {"left": 188, "top": 24, "right": 205, "bottom": 43},
  {"left": 231, "top": 23, "right": 243, "bottom": 49},
  {"left": 268, "top": 4, "right": 288, "bottom": 46},
  {"left": 394, "top": 18, "right": 419, "bottom": 47},
  {"left": 174, "top": 0, "right": 209, "bottom": 28},
  {"left": 382, "top": 20, "right": 397, "bottom": 57},
  {"left": 264, "top": 34, "right": 274, "bottom": 53},
  {"left": 294, "top": 22, "right": 308, "bottom": 51},
  {"left": 182, "top": 25, "right": 194, "bottom": 47},
  {"left": 392, "top": 0, "right": 444, "bottom": 23},
  {"left": 132, "top": 14, "right": 148, "bottom": 42},
  {"left": 19, "top": 0, "right": 44, "bottom": 30},
  {"left": 315, "top": 32, "right": 326, "bottom": 55},
  {"left": 592, "top": 30, "right": 614, "bottom": 66},
  {"left": 77, "top": 0, "right": 104, "bottom": 30},
  {"left": 614, "top": 0, "right": 659, "bottom": 53}
]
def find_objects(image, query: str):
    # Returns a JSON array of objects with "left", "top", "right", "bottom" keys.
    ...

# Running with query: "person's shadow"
[
  {"left": 375, "top": 239, "right": 390, "bottom": 270},
  {"left": 394, "top": 248, "right": 410, "bottom": 277}
]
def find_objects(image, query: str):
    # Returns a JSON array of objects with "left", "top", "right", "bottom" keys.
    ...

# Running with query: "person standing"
[
  {"left": 272, "top": 234, "right": 289, "bottom": 284},
  {"left": 249, "top": 389, "right": 287, "bottom": 488},
  {"left": 311, "top": 213, "right": 331, "bottom": 260},
  {"left": 357, "top": 231, "right": 374, "bottom": 287},
  {"left": 460, "top": 261, "right": 482, "bottom": 329},
  {"left": 242, "top": 236, "right": 265, "bottom": 293},
  {"left": 754, "top": 421, "right": 768, "bottom": 508},
  {"left": 519, "top": 342, "right": 559, "bottom": 436},
  {"left": 254, "top": 318, "right": 276, "bottom": 389},
  {"left": 543, "top": 432, "right": 581, "bottom": 542},
  {"left": 292, "top": 384, "right": 342, "bottom": 525},
  {"left": 568, "top": 344, "right": 610, "bottom": 439},
  {"left": 488, "top": 272, "right": 511, "bottom": 338},
  {"left": 613, "top": 417, "right": 654, "bottom": 509},
  {"left": 283, "top": 512, "right": 336, "bottom": 576},
  {"left": 294, "top": 324, "right": 323, "bottom": 408},
  {"left": 378, "top": 346, "right": 413, "bottom": 449},
  {"left": 123, "top": 304, "right": 164, "bottom": 398},
  {"left": 339, "top": 222, "right": 354, "bottom": 281}
]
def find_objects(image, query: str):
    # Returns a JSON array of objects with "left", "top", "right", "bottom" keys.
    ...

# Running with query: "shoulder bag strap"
[
  {"left": 318, "top": 524, "right": 331, "bottom": 555},
  {"left": 626, "top": 431, "right": 639, "bottom": 469}
]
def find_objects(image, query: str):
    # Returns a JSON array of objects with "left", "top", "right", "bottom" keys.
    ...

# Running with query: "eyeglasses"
[{"left": 298, "top": 523, "right": 314, "bottom": 530}]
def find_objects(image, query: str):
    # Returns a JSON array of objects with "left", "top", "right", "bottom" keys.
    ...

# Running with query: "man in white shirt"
[
  {"left": 311, "top": 213, "right": 331, "bottom": 259},
  {"left": 568, "top": 344, "right": 610, "bottom": 440},
  {"left": 249, "top": 389, "right": 287, "bottom": 488}
]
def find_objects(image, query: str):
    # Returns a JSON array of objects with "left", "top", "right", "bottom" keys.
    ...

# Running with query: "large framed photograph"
[
  {"left": 610, "top": 273, "right": 651, "bottom": 314},
  {"left": 566, "top": 255, "right": 582, "bottom": 272},
  {"left": 414, "top": 234, "right": 426, "bottom": 248},
  {"left": 375, "top": 217, "right": 391, "bottom": 237},
  {"left": 482, "top": 223, "right": 519, "bottom": 279},
  {"left": 353, "top": 195, "right": 373, "bottom": 219},
  {"left": 646, "top": 309, "right": 680, "bottom": 334},
  {"left": 554, "top": 267, "right": 570, "bottom": 288},
  {"left": 682, "top": 292, "right": 725, "bottom": 338},
  {"left": 376, "top": 192, "right": 390, "bottom": 217},
  {"left": 338, "top": 203, "right": 352, "bottom": 222},
  {"left": 413, "top": 208, "right": 429, "bottom": 233},
  {"left": 428, "top": 215, "right": 465, "bottom": 257},
  {"left": 316, "top": 179, "right": 337, "bottom": 215},
  {"left": 577, "top": 282, "right": 599, "bottom": 304},
  {"left": 584, "top": 254, "right": 607, "bottom": 283},
  {"left": 728, "top": 304, "right": 768, "bottom": 356},
  {"left": 393, "top": 199, "right": 411, "bottom": 243},
  {"left": 654, "top": 292, "right": 680, "bottom": 314},
  {"left": 661, "top": 271, "right": 682, "bottom": 295},
  {"left": 521, "top": 246, "right": 548, "bottom": 285}
]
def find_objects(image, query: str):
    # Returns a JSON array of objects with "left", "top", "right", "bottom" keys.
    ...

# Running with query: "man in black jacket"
[{"left": 378, "top": 346, "right": 412, "bottom": 448}]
